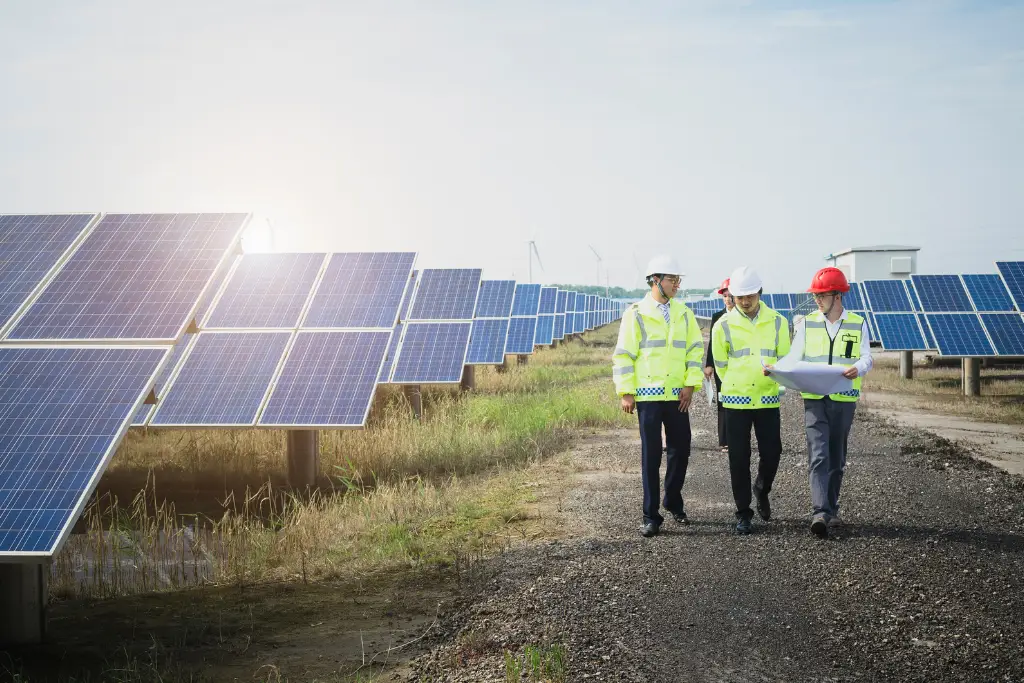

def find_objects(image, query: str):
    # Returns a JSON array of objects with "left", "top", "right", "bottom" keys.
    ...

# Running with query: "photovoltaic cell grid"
[
  {"left": 538, "top": 287, "right": 557, "bottom": 315},
  {"left": 556, "top": 290, "right": 568, "bottom": 314},
  {"left": 505, "top": 317, "right": 538, "bottom": 354},
  {"left": 553, "top": 314, "right": 565, "bottom": 340},
  {"left": 0, "top": 214, "right": 96, "bottom": 332},
  {"left": 980, "top": 314, "right": 1024, "bottom": 356},
  {"left": 862, "top": 280, "right": 913, "bottom": 312},
  {"left": 911, "top": 275, "right": 974, "bottom": 312},
  {"left": 261, "top": 330, "right": 391, "bottom": 426},
  {"left": 390, "top": 322, "right": 471, "bottom": 384},
  {"left": 303, "top": 252, "right": 415, "bottom": 329},
  {"left": 924, "top": 314, "right": 994, "bottom": 357},
  {"left": 193, "top": 254, "right": 237, "bottom": 327},
  {"left": 918, "top": 314, "right": 935, "bottom": 349},
  {"left": 151, "top": 332, "right": 291, "bottom": 426},
  {"left": 474, "top": 280, "right": 516, "bottom": 318},
  {"left": 378, "top": 273, "right": 416, "bottom": 383},
  {"left": 962, "top": 274, "right": 1015, "bottom": 312},
  {"left": 205, "top": 253, "right": 326, "bottom": 329},
  {"left": 467, "top": 319, "right": 510, "bottom": 365},
  {"left": 6, "top": 213, "right": 248, "bottom": 342},
  {"left": 511, "top": 284, "right": 541, "bottom": 317},
  {"left": 843, "top": 284, "right": 864, "bottom": 311},
  {"left": 535, "top": 315, "right": 555, "bottom": 346},
  {"left": 132, "top": 335, "right": 197, "bottom": 426},
  {"left": 0, "top": 346, "right": 167, "bottom": 555},
  {"left": 873, "top": 313, "right": 928, "bottom": 351},
  {"left": 905, "top": 281, "right": 922, "bottom": 312},
  {"left": 996, "top": 262, "right": 1024, "bottom": 311},
  {"left": 408, "top": 269, "right": 481, "bottom": 321}
]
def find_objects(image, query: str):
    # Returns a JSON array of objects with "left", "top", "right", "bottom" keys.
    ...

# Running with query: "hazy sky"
[{"left": 1, "top": 1, "right": 1021, "bottom": 291}]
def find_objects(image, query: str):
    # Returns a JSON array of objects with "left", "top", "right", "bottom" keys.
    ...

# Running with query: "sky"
[{"left": 1, "top": 1, "right": 1022, "bottom": 292}]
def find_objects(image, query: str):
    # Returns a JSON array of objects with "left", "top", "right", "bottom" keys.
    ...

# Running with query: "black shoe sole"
[{"left": 810, "top": 519, "right": 828, "bottom": 539}]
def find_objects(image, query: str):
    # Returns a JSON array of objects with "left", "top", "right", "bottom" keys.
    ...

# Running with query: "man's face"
[
  {"left": 721, "top": 289, "right": 734, "bottom": 310},
  {"left": 814, "top": 292, "right": 839, "bottom": 314},
  {"left": 653, "top": 274, "right": 681, "bottom": 298},
  {"left": 735, "top": 292, "right": 760, "bottom": 315}
]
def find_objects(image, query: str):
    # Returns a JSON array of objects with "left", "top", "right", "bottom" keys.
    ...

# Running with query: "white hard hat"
[
  {"left": 644, "top": 255, "right": 684, "bottom": 279},
  {"left": 728, "top": 266, "right": 763, "bottom": 296}
]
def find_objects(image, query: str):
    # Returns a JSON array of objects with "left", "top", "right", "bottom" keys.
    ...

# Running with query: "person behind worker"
[
  {"left": 612, "top": 255, "right": 705, "bottom": 538},
  {"left": 773, "top": 267, "right": 872, "bottom": 539},
  {"left": 704, "top": 278, "right": 734, "bottom": 452},
  {"left": 710, "top": 266, "right": 790, "bottom": 535}
]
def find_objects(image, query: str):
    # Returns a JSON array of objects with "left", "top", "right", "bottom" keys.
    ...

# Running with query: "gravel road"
[{"left": 405, "top": 388, "right": 1024, "bottom": 682}]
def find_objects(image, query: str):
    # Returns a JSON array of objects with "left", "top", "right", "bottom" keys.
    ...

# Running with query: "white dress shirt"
[{"left": 784, "top": 308, "right": 873, "bottom": 376}]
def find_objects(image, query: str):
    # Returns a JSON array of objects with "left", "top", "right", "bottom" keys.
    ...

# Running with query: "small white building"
[{"left": 824, "top": 245, "right": 920, "bottom": 282}]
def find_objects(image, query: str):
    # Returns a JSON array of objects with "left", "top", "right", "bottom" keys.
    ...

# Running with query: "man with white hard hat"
[
  {"left": 710, "top": 266, "right": 790, "bottom": 535},
  {"left": 612, "top": 255, "right": 705, "bottom": 538}
]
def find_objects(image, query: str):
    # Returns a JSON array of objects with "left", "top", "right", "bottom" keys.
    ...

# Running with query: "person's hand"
[
  {"left": 677, "top": 386, "right": 694, "bottom": 412},
  {"left": 703, "top": 366, "right": 714, "bottom": 380},
  {"left": 621, "top": 394, "right": 636, "bottom": 414},
  {"left": 762, "top": 364, "right": 774, "bottom": 376},
  {"left": 843, "top": 366, "right": 859, "bottom": 379}
]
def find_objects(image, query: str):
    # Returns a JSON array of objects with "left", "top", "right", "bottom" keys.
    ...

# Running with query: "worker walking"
[
  {"left": 612, "top": 255, "right": 705, "bottom": 538},
  {"left": 711, "top": 266, "right": 790, "bottom": 535},
  {"left": 704, "top": 278, "right": 734, "bottom": 451},
  {"left": 779, "top": 267, "right": 872, "bottom": 539}
]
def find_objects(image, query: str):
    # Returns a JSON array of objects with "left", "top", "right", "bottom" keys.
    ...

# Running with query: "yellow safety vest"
[
  {"left": 612, "top": 294, "right": 705, "bottom": 401},
  {"left": 710, "top": 305, "right": 791, "bottom": 409},
  {"left": 800, "top": 310, "right": 863, "bottom": 402}
]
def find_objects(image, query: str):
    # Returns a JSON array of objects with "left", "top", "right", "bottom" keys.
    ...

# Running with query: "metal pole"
[
  {"left": 964, "top": 358, "right": 981, "bottom": 397},
  {"left": 517, "top": 354, "right": 529, "bottom": 366},
  {"left": 286, "top": 430, "right": 319, "bottom": 488},
  {"left": 403, "top": 384, "right": 423, "bottom": 419},
  {"left": 0, "top": 562, "right": 47, "bottom": 644},
  {"left": 900, "top": 351, "right": 913, "bottom": 380},
  {"left": 495, "top": 355, "right": 510, "bottom": 374},
  {"left": 460, "top": 365, "right": 476, "bottom": 392}
]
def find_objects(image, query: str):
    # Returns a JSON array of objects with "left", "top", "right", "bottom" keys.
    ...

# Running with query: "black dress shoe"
[
  {"left": 736, "top": 517, "right": 753, "bottom": 535},
  {"left": 641, "top": 522, "right": 660, "bottom": 538},
  {"left": 754, "top": 491, "right": 771, "bottom": 521},
  {"left": 669, "top": 509, "right": 689, "bottom": 525}
]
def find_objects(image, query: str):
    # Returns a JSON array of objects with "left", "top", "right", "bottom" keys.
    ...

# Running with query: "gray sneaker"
[{"left": 810, "top": 515, "right": 828, "bottom": 539}]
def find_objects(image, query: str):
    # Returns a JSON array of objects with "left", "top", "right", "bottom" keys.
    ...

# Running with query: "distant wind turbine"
[
  {"left": 528, "top": 240, "right": 544, "bottom": 283},
  {"left": 588, "top": 244, "right": 602, "bottom": 287}
]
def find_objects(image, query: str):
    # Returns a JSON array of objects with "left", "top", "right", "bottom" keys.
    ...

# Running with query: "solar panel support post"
[
  {"left": 496, "top": 356, "right": 510, "bottom": 373},
  {"left": 403, "top": 385, "right": 422, "bottom": 419},
  {"left": 963, "top": 358, "right": 981, "bottom": 397},
  {"left": 517, "top": 354, "right": 528, "bottom": 366},
  {"left": 0, "top": 562, "right": 47, "bottom": 644},
  {"left": 286, "top": 430, "right": 320, "bottom": 489},
  {"left": 899, "top": 351, "right": 914, "bottom": 380},
  {"left": 459, "top": 365, "right": 475, "bottom": 392}
]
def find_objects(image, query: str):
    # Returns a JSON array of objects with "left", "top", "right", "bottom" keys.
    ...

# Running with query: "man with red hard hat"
[
  {"left": 779, "top": 266, "right": 872, "bottom": 539},
  {"left": 704, "top": 278, "right": 734, "bottom": 451}
]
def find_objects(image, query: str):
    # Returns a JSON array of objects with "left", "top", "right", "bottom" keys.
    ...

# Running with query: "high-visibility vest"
[
  {"left": 800, "top": 310, "right": 863, "bottom": 402},
  {"left": 612, "top": 294, "right": 704, "bottom": 402},
  {"left": 710, "top": 305, "right": 791, "bottom": 409}
]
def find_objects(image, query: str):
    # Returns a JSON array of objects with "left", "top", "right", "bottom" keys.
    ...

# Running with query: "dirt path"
[{"left": 406, "top": 391, "right": 1024, "bottom": 682}]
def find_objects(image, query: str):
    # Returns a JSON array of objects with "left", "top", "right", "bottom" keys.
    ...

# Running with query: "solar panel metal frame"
[
  {"left": 923, "top": 313, "right": 996, "bottom": 357},
  {"left": 995, "top": 261, "right": 1024, "bottom": 312},
  {"left": 131, "top": 333, "right": 200, "bottom": 426},
  {"left": 0, "top": 344, "right": 171, "bottom": 560}
]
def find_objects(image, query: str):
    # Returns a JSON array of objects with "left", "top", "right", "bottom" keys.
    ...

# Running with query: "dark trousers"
[
  {"left": 716, "top": 402, "right": 728, "bottom": 447},
  {"left": 637, "top": 400, "right": 691, "bottom": 525},
  {"left": 725, "top": 407, "right": 782, "bottom": 520}
]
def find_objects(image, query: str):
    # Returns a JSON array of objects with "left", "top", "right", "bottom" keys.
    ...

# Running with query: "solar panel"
[
  {"left": 378, "top": 273, "right": 417, "bottom": 383},
  {"left": 864, "top": 312, "right": 879, "bottom": 341},
  {"left": 553, "top": 314, "right": 565, "bottom": 340},
  {"left": 555, "top": 290, "right": 568, "bottom": 314},
  {"left": 303, "top": 252, "right": 416, "bottom": 329},
  {"left": 0, "top": 214, "right": 97, "bottom": 334},
  {"left": 910, "top": 275, "right": 973, "bottom": 312},
  {"left": 979, "top": 314, "right": 1024, "bottom": 356},
  {"left": 505, "top": 317, "right": 538, "bottom": 354},
  {"left": 874, "top": 313, "right": 928, "bottom": 351},
  {"left": 904, "top": 281, "right": 922, "bottom": 312},
  {"left": 260, "top": 330, "right": 391, "bottom": 427},
  {"left": 843, "top": 283, "right": 864, "bottom": 311},
  {"left": 535, "top": 315, "right": 555, "bottom": 346},
  {"left": 924, "top": 313, "right": 995, "bottom": 357},
  {"left": 511, "top": 284, "right": 542, "bottom": 317},
  {"left": 996, "top": 262, "right": 1024, "bottom": 312},
  {"left": 574, "top": 311, "right": 586, "bottom": 334},
  {"left": 6, "top": 213, "right": 247, "bottom": 342},
  {"left": 474, "top": 280, "right": 516, "bottom": 318},
  {"left": 131, "top": 334, "right": 198, "bottom": 426},
  {"left": 538, "top": 287, "right": 557, "bottom": 315},
  {"left": 0, "top": 346, "right": 167, "bottom": 556},
  {"left": 407, "top": 269, "right": 481, "bottom": 321},
  {"left": 390, "top": 322, "right": 472, "bottom": 383},
  {"left": 918, "top": 313, "right": 935, "bottom": 349},
  {"left": 962, "top": 274, "right": 1015, "bottom": 312},
  {"left": 466, "top": 319, "right": 510, "bottom": 365},
  {"left": 205, "top": 253, "right": 326, "bottom": 329},
  {"left": 150, "top": 332, "right": 291, "bottom": 426},
  {"left": 862, "top": 280, "right": 914, "bottom": 312},
  {"left": 193, "top": 252, "right": 237, "bottom": 328}
]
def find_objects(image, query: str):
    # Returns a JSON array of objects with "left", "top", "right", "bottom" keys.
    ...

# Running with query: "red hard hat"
[
  {"left": 717, "top": 278, "right": 730, "bottom": 295},
  {"left": 807, "top": 267, "right": 850, "bottom": 293}
]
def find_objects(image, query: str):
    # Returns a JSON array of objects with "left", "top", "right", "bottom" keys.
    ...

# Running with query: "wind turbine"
[
  {"left": 588, "top": 244, "right": 602, "bottom": 288},
  {"left": 528, "top": 240, "right": 544, "bottom": 283}
]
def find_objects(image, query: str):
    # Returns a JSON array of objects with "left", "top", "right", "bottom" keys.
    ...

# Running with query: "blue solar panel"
[
  {"left": 905, "top": 281, "right": 922, "bottom": 312},
  {"left": 556, "top": 290, "right": 568, "bottom": 314},
  {"left": 553, "top": 314, "right": 565, "bottom": 340},
  {"left": 538, "top": 287, "right": 557, "bottom": 315},
  {"left": 918, "top": 313, "right": 935, "bottom": 349},
  {"left": 925, "top": 313, "right": 995, "bottom": 356},
  {"left": 131, "top": 335, "right": 197, "bottom": 426},
  {"left": 843, "top": 283, "right": 864, "bottom": 311},
  {"left": 874, "top": 313, "right": 928, "bottom": 351},
  {"left": 303, "top": 252, "right": 415, "bottom": 329},
  {"left": 791, "top": 293, "right": 813, "bottom": 309},
  {"left": 390, "top": 322, "right": 472, "bottom": 383},
  {"left": 205, "top": 253, "right": 325, "bottom": 329},
  {"left": 979, "top": 314, "right": 1024, "bottom": 356},
  {"left": 535, "top": 315, "right": 555, "bottom": 345},
  {"left": 505, "top": 317, "right": 538, "bottom": 354},
  {"left": 862, "top": 280, "right": 914, "bottom": 312},
  {"left": 378, "top": 273, "right": 417, "bottom": 383},
  {"left": 0, "top": 346, "right": 167, "bottom": 555},
  {"left": 407, "top": 269, "right": 481, "bottom": 321},
  {"left": 0, "top": 214, "right": 96, "bottom": 332},
  {"left": 911, "top": 275, "right": 974, "bottom": 312},
  {"left": 963, "top": 274, "right": 1015, "bottom": 312},
  {"left": 996, "top": 262, "right": 1024, "bottom": 312},
  {"left": 6, "top": 213, "right": 247, "bottom": 342},
  {"left": 475, "top": 280, "right": 516, "bottom": 318},
  {"left": 151, "top": 332, "right": 290, "bottom": 426},
  {"left": 467, "top": 319, "right": 510, "bottom": 365},
  {"left": 512, "top": 284, "right": 541, "bottom": 316},
  {"left": 193, "top": 252, "right": 237, "bottom": 328},
  {"left": 574, "top": 311, "right": 586, "bottom": 334},
  {"left": 260, "top": 330, "right": 391, "bottom": 426}
]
